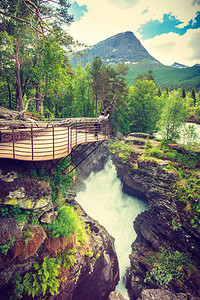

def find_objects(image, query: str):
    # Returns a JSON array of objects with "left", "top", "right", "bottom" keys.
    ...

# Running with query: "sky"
[{"left": 67, "top": 0, "right": 200, "bottom": 66}]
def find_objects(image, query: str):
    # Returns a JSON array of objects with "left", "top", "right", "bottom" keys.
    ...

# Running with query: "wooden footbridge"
[{"left": 0, "top": 118, "right": 109, "bottom": 161}]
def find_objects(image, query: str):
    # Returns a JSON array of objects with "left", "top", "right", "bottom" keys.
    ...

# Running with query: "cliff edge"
[{"left": 110, "top": 133, "right": 200, "bottom": 299}]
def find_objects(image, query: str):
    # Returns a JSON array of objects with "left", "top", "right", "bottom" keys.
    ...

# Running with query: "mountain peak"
[
  {"left": 72, "top": 31, "right": 157, "bottom": 66},
  {"left": 171, "top": 62, "right": 188, "bottom": 68}
]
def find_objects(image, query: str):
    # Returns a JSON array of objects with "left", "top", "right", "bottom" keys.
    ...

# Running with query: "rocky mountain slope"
[{"left": 72, "top": 31, "right": 157, "bottom": 66}]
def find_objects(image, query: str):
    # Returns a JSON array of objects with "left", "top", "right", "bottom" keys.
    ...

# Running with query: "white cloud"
[
  {"left": 67, "top": 0, "right": 200, "bottom": 65},
  {"left": 107, "top": 0, "right": 140, "bottom": 9},
  {"left": 142, "top": 29, "right": 200, "bottom": 66}
]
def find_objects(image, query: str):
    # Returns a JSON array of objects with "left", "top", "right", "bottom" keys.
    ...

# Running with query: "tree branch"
[
  {"left": 0, "top": 11, "right": 46, "bottom": 36},
  {"left": 23, "top": 0, "right": 50, "bottom": 33},
  {"left": 19, "top": 97, "right": 43, "bottom": 117},
  {"left": 0, "top": 66, "right": 17, "bottom": 81}
]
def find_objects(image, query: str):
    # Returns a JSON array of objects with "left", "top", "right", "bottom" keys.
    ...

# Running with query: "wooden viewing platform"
[{"left": 0, "top": 118, "right": 109, "bottom": 161}]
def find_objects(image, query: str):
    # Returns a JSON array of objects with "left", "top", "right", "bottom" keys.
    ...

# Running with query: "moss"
[
  {"left": 37, "top": 198, "right": 47, "bottom": 205},
  {"left": 4, "top": 198, "right": 18, "bottom": 205},
  {"left": 25, "top": 199, "right": 32, "bottom": 209}
]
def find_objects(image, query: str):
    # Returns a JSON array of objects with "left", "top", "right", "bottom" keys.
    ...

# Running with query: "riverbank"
[{"left": 109, "top": 133, "right": 200, "bottom": 299}]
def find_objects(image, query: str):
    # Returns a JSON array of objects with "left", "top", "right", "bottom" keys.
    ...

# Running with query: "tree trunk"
[
  {"left": 7, "top": 81, "right": 12, "bottom": 109},
  {"left": 95, "top": 94, "right": 98, "bottom": 116},
  {"left": 15, "top": 33, "right": 23, "bottom": 111},
  {"left": 101, "top": 71, "right": 105, "bottom": 113},
  {"left": 40, "top": 97, "right": 43, "bottom": 114},
  {"left": 92, "top": 78, "right": 96, "bottom": 116},
  {"left": 36, "top": 83, "right": 40, "bottom": 112},
  {"left": 16, "top": 87, "right": 19, "bottom": 111}
]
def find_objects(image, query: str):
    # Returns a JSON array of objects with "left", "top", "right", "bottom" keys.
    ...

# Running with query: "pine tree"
[
  {"left": 182, "top": 88, "right": 186, "bottom": 98},
  {"left": 191, "top": 88, "right": 196, "bottom": 106}
]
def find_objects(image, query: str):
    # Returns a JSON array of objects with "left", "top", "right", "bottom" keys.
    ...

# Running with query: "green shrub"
[
  {"left": 155, "top": 142, "right": 199, "bottom": 168},
  {"left": 23, "top": 227, "right": 33, "bottom": 245},
  {"left": 145, "top": 137, "right": 152, "bottom": 150},
  {"left": 56, "top": 248, "right": 77, "bottom": 270},
  {"left": 0, "top": 237, "right": 15, "bottom": 255},
  {"left": 51, "top": 157, "right": 74, "bottom": 204},
  {"left": 0, "top": 205, "right": 39, "bottom": 223},
  {"left": 164, "top": 149, "right": 178, "bottom": 161},
  {"left": 172, "top": 172, "right": 200, "bottom": 229},
  {"left": 22, "top": 257, "right": 60, "bottom": 298},
  {"left": 144, "top": 246, "right": 195, "bottom": 286},
  {"left": 109, "top": 141, "right": 133, "bottom": 162},
  {"left": 171, "top": 219, "right": 182, "bottom": 231},
  {"left": 12, "top": 273, "right": 24, "bottom": 299},
  {"left": 0, "top": 205, "right": 30, "bottom": 223},
  {"left": 194, "top": 106, "right": 200, "bottom": 122},
  {"left": 47, "top": 205, "right": 85, "bottom": 244},
  {"left": 145, "top": 147, "right": 163, "bottom": 159},
  {"left": 181, "top": 124, "right": 198, "bottom": 147}
]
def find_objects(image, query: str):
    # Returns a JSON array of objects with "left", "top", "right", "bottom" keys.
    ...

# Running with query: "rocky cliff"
[
  {"left": 0, "top": 157, "right": 119, "bottom": 300},
  {"left": 110, "top": 133, "right": 200, "bottom": 300},
  {"left": 71, "top": 31, "right": 157, "bottom": 67}
]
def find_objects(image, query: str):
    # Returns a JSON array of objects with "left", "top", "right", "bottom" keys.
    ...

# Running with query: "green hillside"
[{"left": 126, "top": 60, "right": 200, "bottom": 90}]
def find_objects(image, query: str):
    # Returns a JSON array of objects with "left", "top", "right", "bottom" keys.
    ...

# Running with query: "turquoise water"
[{"left": 76, "top": 159, "right": 148, "bottom": 299}]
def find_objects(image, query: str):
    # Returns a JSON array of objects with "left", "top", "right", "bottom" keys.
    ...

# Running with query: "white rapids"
[{"left": 76, "top": 158, "right": 148, "bottom": 299}]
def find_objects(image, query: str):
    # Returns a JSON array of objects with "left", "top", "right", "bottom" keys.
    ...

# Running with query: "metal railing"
[{"left": 0, "top": 118, "right": 109, "bottom": 161}]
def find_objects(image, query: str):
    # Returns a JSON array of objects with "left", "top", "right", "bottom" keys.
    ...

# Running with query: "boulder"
[
  {"left": 108, "top": 291, "right": 125, "bottom": 300},
  {"left": 137, "top": 289, "right": 200, "bottom": 300}
]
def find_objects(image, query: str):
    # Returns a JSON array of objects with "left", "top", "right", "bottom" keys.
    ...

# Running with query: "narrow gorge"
[{"left": 0, "top": 127, "right": 200, "bottom": 300}]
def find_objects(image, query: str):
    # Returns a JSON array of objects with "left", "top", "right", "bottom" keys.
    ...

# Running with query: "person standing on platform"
[{"left": 94, "top": 112, "right": 109, "bottom": 136}]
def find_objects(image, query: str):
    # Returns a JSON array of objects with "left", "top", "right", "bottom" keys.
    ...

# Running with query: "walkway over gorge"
[{"left": 0, "top": 118, "right": 109, "bottom": 161}]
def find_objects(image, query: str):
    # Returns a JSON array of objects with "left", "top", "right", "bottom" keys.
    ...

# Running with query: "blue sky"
[
  {"left": 69, "top": 1, "right": 88, "bottom": 21},
  {"left": 68, "top": 0, "right": 200, "bottom": 66}
]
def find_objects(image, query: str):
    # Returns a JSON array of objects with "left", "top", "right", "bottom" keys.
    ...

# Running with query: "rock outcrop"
[
  {"left": 0, "top": 158, "right": 119, "bottom": 299},
  {"left": 110, "top": 133, "right": 200, "bottom": 299},
  {"left": 137, "top": 289, "right": 200, "bottom": 300},
  {"left": 72, "top": 141, "right": 109, "bottom": 191}
]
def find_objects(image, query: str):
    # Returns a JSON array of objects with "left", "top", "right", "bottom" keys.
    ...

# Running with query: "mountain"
[
  {"left": 71, "top": 31, "right": 200, "bottom": 90},
  {"left": 72, "top": 31, "right": 158, "bottom": 66},
  {"left": 170, "top": 62, "right": 188, "bottom": 68},
  {"left": 126, "top": 62, "right": 200, "bottom": 90}
]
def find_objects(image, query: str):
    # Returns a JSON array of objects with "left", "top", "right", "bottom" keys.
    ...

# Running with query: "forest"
[{"left": 0, "top": 0, "right": 200, "bottom": 140}]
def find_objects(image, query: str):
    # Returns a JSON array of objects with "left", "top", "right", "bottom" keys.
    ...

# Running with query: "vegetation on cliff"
[
  {"left": 109, "top": 133, "right": 200, "bottom": 297},
  {"left": 0, "top": 156, "right": 120, "bottom": 300}
]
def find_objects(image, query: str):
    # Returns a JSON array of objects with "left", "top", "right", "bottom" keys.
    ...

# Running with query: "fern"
[
  {"left": 57, "top": 248, "right": 77, "bottom": 270},
  {"left": 22, "top": 257, "right": 60, "bottom": 297}
]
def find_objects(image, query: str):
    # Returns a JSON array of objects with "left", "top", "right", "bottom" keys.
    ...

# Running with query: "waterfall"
[{"left": 76, "top": 158, "right": 148, "bottom": 299}]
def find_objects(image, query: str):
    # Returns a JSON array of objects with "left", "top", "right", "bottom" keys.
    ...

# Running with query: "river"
[{"left": 76, "top": 158, "right": 148, "bottom": 299}]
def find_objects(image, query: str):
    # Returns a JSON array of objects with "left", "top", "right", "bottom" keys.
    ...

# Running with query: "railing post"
[
  {"left": 76, "top": 120, "right": 78, "bottom": 146},
  {"left": 68, "top": 124, "right": 70, "bottom": 154},
  {"left": 97, "top": 120, "right": 99, "bottom": 141},
  {"left": 85, "top": 120, "right": 87, "bottom": 142},
  {"left": 70, "top": 123, "right": 72, "bottom": 149},
  {"left": 12, "top": 126, "right": 15, "bottom": 159},
  {"left": 31, "top": 125, "right": 34, "bottom": 160},
  {"left": 52, "top": 125, "right": 55, "bottom": 160}
]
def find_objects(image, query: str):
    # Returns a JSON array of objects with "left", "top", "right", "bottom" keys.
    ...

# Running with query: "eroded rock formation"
[
  {"left": 0, "top": 158, "right": 119, "bottom": 300},
  {"left": 110, "top": 133, "right": 200, "bottom": 300}
]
